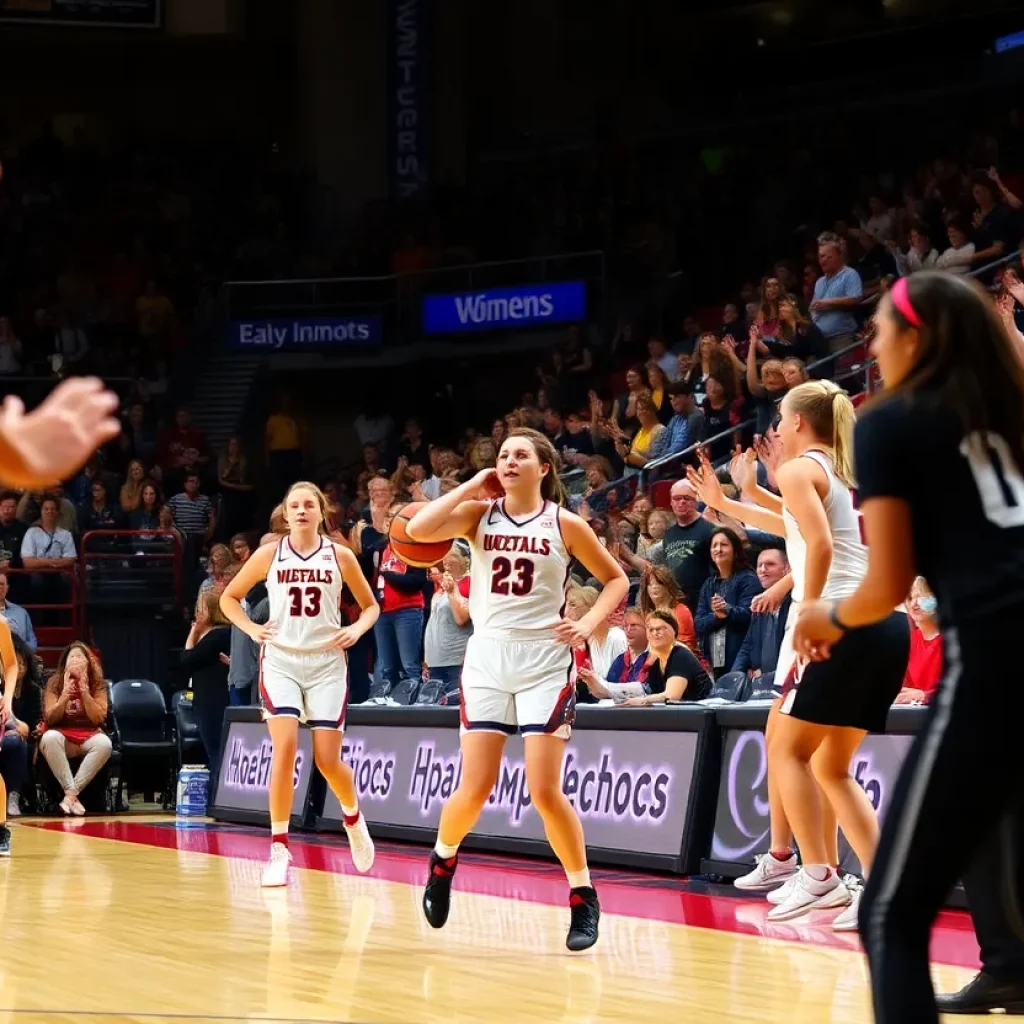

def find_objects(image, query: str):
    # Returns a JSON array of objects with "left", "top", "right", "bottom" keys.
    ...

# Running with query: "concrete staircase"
[{"left": 189, "top": 353, "right": 265, "bottom": 455}]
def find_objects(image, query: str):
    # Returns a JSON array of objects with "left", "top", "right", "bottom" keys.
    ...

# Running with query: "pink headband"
[{"left": 890, "top": 276, "right": 924, "bottom": 328}]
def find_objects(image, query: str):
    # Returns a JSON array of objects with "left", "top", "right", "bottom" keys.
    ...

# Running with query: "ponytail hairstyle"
[
  {"left": 784, "top": 380, "right": 857, "bottom": 488},
  {"left": 282, "top": 481, "right": 331, "bottom": 535},
  {"left": 503, "top": 428, "right": 566, "bottom": 505}
]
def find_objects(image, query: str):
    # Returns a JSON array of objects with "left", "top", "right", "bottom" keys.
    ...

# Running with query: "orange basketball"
[{"left": 388, "top": 501, "right": 453, "bottom": 569}]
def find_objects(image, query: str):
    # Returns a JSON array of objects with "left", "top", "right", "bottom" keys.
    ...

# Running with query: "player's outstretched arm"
[
  {"left": 554, "top": 511, "right": 630, "bottom": 647},
  {"left": 220, "top": 543, "right": 277, "bottom": 644},
  {"left": 330, "top": 544, "right": 380, "bottom": 650},
  {"left": 0, "top": 378, "right": 120, "bottom": 489},
  {"left": 405, "top": 468, "right": 497, "bottom": 543}
]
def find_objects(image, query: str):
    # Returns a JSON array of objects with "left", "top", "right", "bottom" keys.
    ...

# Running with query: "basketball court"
[{"left": 0, "top": 817, "right": 982, "bottom": 1022}]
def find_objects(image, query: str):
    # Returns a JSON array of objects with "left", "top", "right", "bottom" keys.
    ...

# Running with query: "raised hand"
[
  {"left": 685, "top": 448, "right": 727, "bottom": 512},
  {"left": 0, "top": 377, "right": 120, "bottom": 489},
  {"left": 729, "top": 446, "right": 759, "bottom": 498},
  {"left": 466, "top": 467, "right": 504, "bottom": 501}
]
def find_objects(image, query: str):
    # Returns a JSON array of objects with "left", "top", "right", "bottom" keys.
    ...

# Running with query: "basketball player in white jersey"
[
  {"left": 220, "top": 482, "right": 380, "bottom": 887},
  {"left": 689, "top": 381, "right": 908, "bottom": 929},
  {"left": 406, "top": 428, "right": 629, "bottom": 950}
]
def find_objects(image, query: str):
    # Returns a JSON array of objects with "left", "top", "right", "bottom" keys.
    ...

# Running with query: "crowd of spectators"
[{"left": 2, "top": 107, "right": 1022, "bottom": 810}]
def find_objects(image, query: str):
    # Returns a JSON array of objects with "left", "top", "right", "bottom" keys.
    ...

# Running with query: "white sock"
[
  {"left": 270, "top": 820, "right": 289, "bottom": 840},
  {"left": 802, "top": 865, "right": 837, "bottom": 894},
  {"left": 341, "top": 802, "right": 359, "bottom": 819},
  {"left": 566, "top": 868, "right": 591, "bottom": 889},
  {"left": 434, "top": 839, "right": 460, "bottom": 859}
]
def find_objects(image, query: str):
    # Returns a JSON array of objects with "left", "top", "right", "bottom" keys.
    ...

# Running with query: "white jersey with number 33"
[
  {"left": 468, "top": 499, "right": 571, "bottom": 641},
  {"left": 266, "top": 536, "right": 344, "bottom": 652}
]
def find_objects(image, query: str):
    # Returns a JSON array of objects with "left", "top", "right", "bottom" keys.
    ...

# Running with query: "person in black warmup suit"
[{"left": 794, "top": 271, "right": 1024, "bottom": 1023}]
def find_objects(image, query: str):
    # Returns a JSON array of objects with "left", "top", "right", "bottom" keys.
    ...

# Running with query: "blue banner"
[
  {"left": 423, "top": 281, "right": 587, "bottom": 335},
  {"left": 228, "top": 317, "right": 382, "bottom": 351},
  {"left": 388, "top": 0, "right": 430, "bottom": 199}
]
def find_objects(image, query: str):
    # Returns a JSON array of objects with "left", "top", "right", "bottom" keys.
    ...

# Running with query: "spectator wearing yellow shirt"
[
  {"left": 611, "top": 395, "right": 665, "bottom": 474},
  {"left": 265, "top": 394, "right": 307, "bottom": 498}
]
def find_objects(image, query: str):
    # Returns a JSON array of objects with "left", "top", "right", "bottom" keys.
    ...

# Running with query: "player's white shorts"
[
  {"left": 460, "top": 634, "right": 576, "bottom": 739},
  {"left": 259, "top": 644, "right": 349, "bottom": 731}
]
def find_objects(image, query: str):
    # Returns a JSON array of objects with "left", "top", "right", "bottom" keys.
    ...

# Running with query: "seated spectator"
[
  {"left": 781, "top": 358, "right": 809, "bottom": 388},
  {"left": 158, "top": 505, "right": 184, "bottom": 547},
  {"left": 18, "top": 486, "right": 77, "bottom": 533},
  {"left": 78, "top": 479, "right": 123, "bottom": 533},
  {"left": 0, "top": 573, "right": 37, "bottom": 653},
  {"left": 718, "top": 303, "right": 747, "bottom": 347},
  {"left": 649, "top": 381, "right": 706, "bottom": 463},
  {"left": 22, "top": 497, "right": 77, "bottom": 619},
  {"left": 128, "top": 482, "right": 162, "bottom": 532},
  {"left": 727, "top": 546, "right": 791, "bottom": 685},
  {"left": 895, "top": 576, "right": 942, "bottom": 705},
  {"left": 611, "top": 364, "right": 650, "bottom": 436},
  {"left": 967, "top": 171, "right": 1021, "bottom": 269},
  {"left": 118, "top": 402, "right": 158, "bottom": 469},
  {"left": 396, "top": 417, "right": 431, "bottom": 472},
  {"left": 637, "top": 509, "right": 673, "bottom": 561},
  {"left": 935, "top": 217, "right": 975, "bottom": 275},
  {"left": 645, "top": 362, "right": 672, "bottom": 422},
  {"left": 765, "top": 297, "right": 828, "bottom": 366},
  {"left": 636, "top": 564, "right": 699, "bottom": 654},
  {"left": 0, "top": 490, "right": 28, "bottom": 581},
  {"left": 647, "top": 335, "right": 678, "bottom": 381},
  {"left": 424, "top": 548, "right": 472, "bottom": 689},
  {"left": 199, "top": 543, "right": 239, "bottom": 595},
  {"left": 701, "top": 374, "right": 741, "bottom": 465},
  {"left": 578, "top": 606, "right": 651, "bottom": 702},
  {"left": 168, "top": 472, "right": 216, "bottom": 543},
  {"left": 566, "top": 584, "right": 627, "bottom": 684},
  {"left": 612, "top": 395, "right": 664, "bottom": 473},
  {"left": 1, "top": 635, "right": 42, "bottom": 816},
  {"left": 158, "top": 406, "right": 210, "bottom": 495},
  {"left": 374, "top": 506, "right": 428, "bottom": 688},
  {"left": 180, "top": 590, "right": 232, "bottom": 784},
  {"left": 230, "top": 533, "right": 252, "bottom": 565},
  {"left": 119, "top": 459, "right": 147, "bottom": 516},
  {"left": 39, "top": 643, "right": 112, "bottom": 816},
  {"left": 755, "top": 276, "right": 786, "bottom": 340},
  {"left": 0, "top": 316, "right": 23, "bottom": 375},
  {"left": 218, "top": 436, "right": 255, "bottom": 538},
  {"left": 620, "top": 610, "right": 711, "bottom": 705},
  {"left": 886, "top": 223, "right": 939, "bottom": 276},
  {"left": 550, "top": 410, "right": 596, "bottom": 467},
  {"left": 746, "top": 341, "right": 790, "bottom": 435},
  {"left": 417, "top": 449, "right": 460, "bottom": 502},
  {"left": 686, "top": 334, "right": 735, "bottom": 405},
  {"left": 696, "top": 528, "right": 761, "bottom": 677}
]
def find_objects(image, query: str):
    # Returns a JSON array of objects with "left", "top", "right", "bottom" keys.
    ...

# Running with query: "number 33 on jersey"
[
  {"left": 468, "top": 499, "right": 571, "bottom": 639},
  {"left": 267, "top": 536, "right": 345, "bottom": 651}
]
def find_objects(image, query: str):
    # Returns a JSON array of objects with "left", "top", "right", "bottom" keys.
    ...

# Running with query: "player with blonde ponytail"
[{"left": 687, "top": 379, "right": 909, "bottom": 930}]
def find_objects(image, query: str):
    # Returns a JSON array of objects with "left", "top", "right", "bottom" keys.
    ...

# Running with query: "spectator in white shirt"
[
  {"left": 860, "top": 194, "right": 896, "bottom": 243},
  {"left": 886, "top": 224, "right": 940, "bottom": 276},
  {"left": 935, "top": 218, "right": 976, "bottom": 275},
  {"left": 21, "top": 497, "right": 77, "bottom": 622},
  {"left": 565, "top": 584, "right": 627, "bottom": 678}
]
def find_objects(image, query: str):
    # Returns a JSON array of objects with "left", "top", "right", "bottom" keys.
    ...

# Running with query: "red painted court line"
[{"left": 29, "top": 819, "right": 981, "bottom": 970}]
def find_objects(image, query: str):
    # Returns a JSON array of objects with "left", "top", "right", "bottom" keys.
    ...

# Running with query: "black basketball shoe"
[
  {"left": 422, "top": 851, "right": 458, "bottom": 929},
  {"left": 0, "top": 824, "right": 10, "bottom": 857},
  {"left": 566, "top": 886, "right": 600, "bottom": 951}
]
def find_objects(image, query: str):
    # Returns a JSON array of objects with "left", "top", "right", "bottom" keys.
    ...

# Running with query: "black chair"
[
  {"left": 110, "top": 679, "right": 177, "bottom": 809},
  {"left": 171, "top": 689, "right": 205, "bottom": 769},
  {"left": 708, "top": 671, "right": 754, "bottom": 703}
]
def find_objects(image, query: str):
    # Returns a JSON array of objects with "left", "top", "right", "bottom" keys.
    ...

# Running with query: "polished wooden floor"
[{"left": 0, "top": 816, "right": 984, "bottom": 1023}]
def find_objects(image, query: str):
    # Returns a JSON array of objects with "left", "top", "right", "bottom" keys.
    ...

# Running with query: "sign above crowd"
[
  {"left": 228, "top": 316, "right": 383, "bottom": 352},
  {"left": 422, "top": 281, "right": 587, "bottom": 335},
  {"left": 0, "top": 0, "right": 161, "bottom": 28}
]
